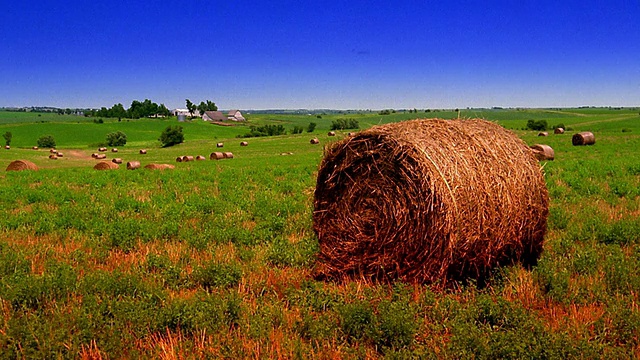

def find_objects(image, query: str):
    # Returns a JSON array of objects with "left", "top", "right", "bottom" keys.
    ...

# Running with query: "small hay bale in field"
[
  {"left": 144, "top": 163, "right": 175, "bottom": 170},
  {"left": 310, "top": 138, "right": 320, "bottom": 144},
  {"left": 98, "top": 147, "right": 107, "bottom": 152},
  {"left": 217, "top": 143, "right": 224, "bottom": 148},
  {"left": 554, "top": 127, "right": 565, "bottom": 134},
  {"left": 50, "top": 149, "right": 57, "bottom": 154},
  {"left": 56, "top": 152, "right": 64, "bottom": 157},
  {"left": 91, "top": 153, "right": 98, "bottom": 158},
  {"left": 223, "top": 152, "right": 234, "bottom": 159},
  {"left": 572, "top": 132, "right": 595, "bottom": 146},
  {"left": 111, "top": 148, "right": 118, "bottom": 153},
  {"left": 139, "top": 149, "right": 147, "bottom": 154},
  {"left": 49, "top": 154, "right": 58, "bottom": 160},
  {"left": 240, "top": 141, "right": 248, "bottom": 146},
  {"left": 347, "top": 132, "right": 356, "bottom": 137},
  {"left": 95, "top": 154, "right": 106, "bottom": 159},
  {"left": 176, "top": 156, "right": 184, "bottom": 162},
  {"left": 196, "top": 155, "right": 206, "bottom": 161},
  {"left": 6, "top": 160, "right": 38, "bottom": 171},
  {"left": 32, "top": 146, "right": 38, "bottom": 150},
  {"left": 280, "top": 152, "right": 294, "bottom": 156},
  {"left": 183, "top": 155, "right": 195, "bottom": 162},
  {"left": 126, "top": 161, "right": 141, "bottom": 170},
  {"left": 538, "top": 132, "right": 548, "bottom": 137},
  {"left": 4, "top": 146, "right": 9, "bottom": 150},
  {"left": 530, "top": 144, "right": 555, "bottom": 161},
  {"left": 328, "top": 131, "right": 336, "bottom": 136},
  {"left": 94, "top": 161, "right": 119, "bottom": 170},
  {"left": 313, "top": 118, "right": 549, "bottom": 285},
  {"left": 210, "top": 152, "right": 225, "bottom": 160},
  {"left": 112, "top": 158, "right": 123, "bottom": 164}
]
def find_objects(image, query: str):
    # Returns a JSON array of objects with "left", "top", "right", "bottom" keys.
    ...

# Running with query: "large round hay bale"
[
  {"left": 139, "top": 149, "right": 147, "bottom": 154},
  {"left": 538, "top": 132, "right": 548, "bottom": 137},
  {"left": 94, "top": 161, "right": 119, "bottom": 170},
  {"left": 554, "top": 127, "right": 565, "bottom": 134},
  {"left": 328, "top": 131, "right": 336, "bottom": 136},
  {"left": 196, "top": 155, "right": 206, "bottom": 161},
  {"left": 240, "top": 141, "right": 248, "bottom": 146},
  {"left": 144, "top": 163, "right": 175, "bottom": 170},
  {"left": 530, "top": 144, "right": 555, "bottom": 161},
  {"left": 310, "top": 138, "right": 320, "bottom": 144},
  {"left": 223, "top": 152, "right": 234, "bottom": 159},
  {"left": 217, "top": 143, "right": 224, "bottom": 148},
  {"left": 112, "top": 158, "right": 123, "bottom": 164},
  {"left": 126, "top": 161, "right": 141, "bottom": 170},
  {"left": 183, "top": 155, "right": 195, "bottom": 162},
  {"left": 6, "top": 160, "right": 38, "bottom": 171},
  {"left": 572, "top": 132, "right": 595, "bottom": 146},
  {"left": 210, "top": 152, "right": 225, "bottom": 160},
  {"left": 313, "top": 119, "right": 549, "bottom": 285}
]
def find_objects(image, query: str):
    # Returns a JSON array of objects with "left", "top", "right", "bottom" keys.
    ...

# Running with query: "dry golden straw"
[
  {"left": 572, "top": 132, "right": 595, "bottom": 146},
  {"left": 183, "top": 155, "right": 195, "bottom": 162},
  {"left": 94, "top": 161, "right": 119, "bottom": 170},
  {"left": 530, "top": 144, "right": 555, "bottom": 161},
  {"left": 126, "top": 161, "right": 141, "bottom": 170},
  {"left": 313, "top": 119, "right": 549, "bottom": 285},
  {"left": 6, "top": 160, "right": 38, "bottom": 171},
  {"left": 144, "top": 163, "right": 175, "bottom": 170}
]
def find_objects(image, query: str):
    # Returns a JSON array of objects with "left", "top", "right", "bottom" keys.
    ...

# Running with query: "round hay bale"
[
  {"left": 91, "top": 153, "right": 98, "bottom": 158},
  {"left": 139, "top": 149, "right": 147, "bottom": 154},
  {"left": 49, "top": 154, "right": 58, "bottom": 160},
  {"left": 196, "top": 155, "right": 206, "bottom": 161},
  {"left": 50, "top": 149, "right": 57, "bottom": 154},
  {"left": 112, "top": 158, "right": 123, "bottom": 164},
  {"left": 554, "top": 127, "right": 565, "bottom": 134},
  {"left": 530, "top": 144, "right": 555, "bottom": 161},
  {"left": 98, "top": 147, "right": 107, "bottom": 152},
  {"left": 32, "top": 146, "right": 38, "bottom": 150},
  {"left": 538, "top": 132, "right": 548, "bottom": 137},
  {"left": 240, "top": 141, "right": 248, "bottom": 147},
  {"left": 217, "top": 143, "right": 224, "bottom": 148},
  {"left": 6, "top": 160, "right": 38, "bottom": 171},
  {"left": 144, "top": 163, "right": 175, "bottom": 170},
  {"left": 56, "top": 152, "right": 64, "bottom": 157},
  {"left": 313, "top": 119, "right": 549, "bottom": 285},
  {"left": 328, "top": 131, "right": 336, "bottom": 136},
  {"left": 183, "top": 155, "right": 195, "bottom": 162},
  {"left": 111, "top": 148, "right": 118, "bottom": 153},
  {"left": 223, "top": 152, "right": 234, "bottom": 159},
  {"left": 572, "top": 132, "right": 595, "bottom": 146},
  {"left": 310, "top": 138, "right": 320, "bottom": 144},
  {"left": 176, "top": 156, "right": 184, "bottom": 162},
  {"left": 94, "top": 161, "right": 119, "bottom": 170},
  {"left": 210, "top": 152, "right": 225, "bottom": 160},
  {"left": 4, "top": 146, "right": 9, "bottom": 150},
  {"left": 347, "top": 132, "right": 356, "bottom": 137},
  {"left": 95, "top": 154, "right": 106, "bottom": 159},
  {"left": 126, "top": 161, "right": 141, "bottom": 170}
]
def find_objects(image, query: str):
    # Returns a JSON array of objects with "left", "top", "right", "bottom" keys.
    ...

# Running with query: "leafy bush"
[
  {"left": 3, "top": 131, "right": 12, "bottom": 146},
  {"left": 553, "top": 123, "right": 566, "bottom": 130},
  {"left": 159, "top": 125, "right": 184, "bottom": 147},
  {"left": 106, "top": 131, "right": 127, "bottom": 146},
  {"left": 330, "top": 118, "right": 359, "bottom": 130},
  {"left": 526, "top": 119, "right": 548, "bottom": 131},
  {"left": 240, "top": 124, "right": 287, "bottom": 138},
  {"left": 307, "top": 122, "right": 317, "bottom": 132},
  {"left": 36, "top": 135, "right": 56, "bottom": 148},
  {"left": 291, "top": 125, "right": 303, "bottom": 134}
]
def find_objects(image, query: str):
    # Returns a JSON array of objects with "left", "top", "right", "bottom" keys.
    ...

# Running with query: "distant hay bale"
[
  {"left": 112, "top": 158, "right": 123, "bottom": 164},
  {"left": 183, "top": 155, "right": 195, "bottom": 162},
  {"left": 56, "top": 152, "right": 64, "bottom": 157},
  {"left": 310, "top": 138, "right": 320, "bottom": 144},
  {"left": 280, "top": 152, "right": 294, "bottom": 156},
  {"left": 554, "top": 128, "right": 565, "bottom": 134},
  {"left": 4, "top": 146, "right": 9, "bottom": 150},
  {"left": 91, "top": 153, "right": 98, "bottom": 158},
  {"left": 98, "top": 147, "right": 107, "bottom": 152},
  {"left": 49, "top": 154, "right": 58, "bottom": 160},
  {"left": 530, "top": 144, "right": 555, "bottom": 161},
  {"left": 328, "top": 131, "right": 336, "bottom": 136},
  {"left": 223, "top": 152, "right": 234, "bottom": 159},
  {"left": 111, "top": 148, "right": 118, "bottom": 153},
  {"left": 6, "top": 160, "right": 38, "bottom": 171},
  {"left": 176, "top": 156, "right": 184, "bottom": 162},
  {"left": 347, "top": 132, "right": 356, "bottom": 137},
  {"left": 538, "top": 132, "right": 548, "bottom": 137},
  {"left": 240, "top": 141, "right": 248, "bottom": 146},
  {"left": 50, "top": 149, "right": 57, "bottom": 154},
  {"left": 139, "top": 149, "right": 147, "bottom": 154},
  {"left": 572, "top": 132, "right": 595, "bottom": 146},
  {"left": 94, "top": 161, "right": 119, "bottom": 170},
  {"left": 95, "top": 154, "right": 106, "bottom": 159},
  {"left": 313, "top": 119, "right": 549, "bottom": 285},
  {"left": 210, "top": 152, "right": 225, "bottom": 160},
  {"left": 217, "top": 143, "right": 224, "bottom": 148},
  {"left": 32, "top": 146, "right": 38, "bottom": 150},
  {"left": 126, "top": 161, "right": 141, "bottom": 170},
  {"left": 196, "top": 155, "right": 206, "bottom": 161},
  {"left": 144, "top": 163, "right": 175, "bottom": 170}
]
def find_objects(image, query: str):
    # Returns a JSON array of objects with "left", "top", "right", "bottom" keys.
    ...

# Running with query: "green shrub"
[
  {"left": 291, "top": 125, "right": 303, "bottom": 134},
  {"left": 106, "top": 131, "right": 127, "bottom": 146},
  {"left": 159, "top": 125, "right": 184, "bottom": 147},
  {"left": 307, "top": 122, "right": 317, "bottom": 132},
  {"left": 330, "top": 118, "right": 359, "bottom": 130},
  {"left": 37, "top": 134, "right": 56, "bottom": 148},
  {"left": 526, "top": 119, "right": 548, "bottom": 131},
  {"left": 340, "top": 302, "right": 374, "bottom": 342},
  {"left": 240, "top": 124, "right": 286, "bottom": 138},
  {"left": 3, "top": 131, "right": 12, "bottom": 146}
]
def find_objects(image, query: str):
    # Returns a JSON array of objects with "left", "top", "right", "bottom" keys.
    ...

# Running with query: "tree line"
[{"left": 88, "top": 99, "right": 172, "bottom": 119}]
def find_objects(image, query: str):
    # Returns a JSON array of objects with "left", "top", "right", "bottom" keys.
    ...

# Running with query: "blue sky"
[{"left": 1, "top": 0, "right": 638, "bottom": 110}]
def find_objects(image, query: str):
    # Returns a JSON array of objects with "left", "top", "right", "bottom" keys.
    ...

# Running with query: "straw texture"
[
  {"left": 530, "top": 144, "right": 555, "bottom": 161},
  {"left": 6, "top": 160, "right": 38, "bottom": 171},
  {"left": 144, "top": 163, "right": 175, "bottom": 170},
  {"left": 94, "top": 161, "right": 119, "bottom": 170}
]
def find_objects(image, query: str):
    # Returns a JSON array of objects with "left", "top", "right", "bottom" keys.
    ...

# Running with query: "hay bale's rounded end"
[
  {"left": 49, "top": 154, "right": 58, "bottom": 160},
  {"left": 6, "top": 160, "right": 38, "bottom": 171},
  {"left": 196, "top": 155, "right": 206, "bottom": 161},
  {"left": 94, "top": 161, "right": 119, "bottom": 170},
  {"left": 139, "top": 149, "right": 147, "bottom": 154},
  {"left": 240, "top": 141, "right": 248, "bottom": 147},
  {"left": 310, "top": 138, "right": 320, "bottom": 144},
  {"left": 126, "top": 161, "right": 141, "bottom": 170},
  {"left": 572, "top": 132, "right": 595, "bottom": 146},
  {"left": 554, "top": 128, "right": 565, "bottom": 134},
  {"left": 530, "top": 144, "right": 554, "bottom": 161}
]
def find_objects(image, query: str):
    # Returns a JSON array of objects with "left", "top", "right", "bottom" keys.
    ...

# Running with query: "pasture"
[{"left": 0, "top": 108, "right": 639, "bottom": 358}]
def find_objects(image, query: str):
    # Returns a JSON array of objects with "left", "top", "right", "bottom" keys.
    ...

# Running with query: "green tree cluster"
[
  {"left": 526, "top": 119, "right": 548, "bottom": 131},
  {"left": 37, "top": 135, "right": 56, "bottom": 148},
  {"left": 331, "top": 118, "right": 359, "bottom": 130},
  {"left": 91, "top": 100, "right": 171, "bottom": 119},
  {"left": 240, "top": 125, "right": 287, "bottom": 138},
  {"left": 307, "top": 122, "right": 317, "bottom": 132},
  {"left": 3, "top": 131, "right": 12, "bottom": 146},
  {"left": 106, "top": 131, "right": 127, "bottom": 147},
  {"left": 159, "top": 126, "right": 184, "bottom": 147}
]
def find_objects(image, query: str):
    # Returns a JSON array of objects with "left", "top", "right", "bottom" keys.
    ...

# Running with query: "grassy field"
[{"left": 0, "top": 109, "right": 639, "bottom": 358}]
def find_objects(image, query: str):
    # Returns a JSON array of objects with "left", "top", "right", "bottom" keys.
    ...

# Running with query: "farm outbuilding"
[
  {"left": 203, "top": 111, "right": 227, "bottom": 122},
  {"left": 227, "top": 110, "right": 246, "bottom": 121}
]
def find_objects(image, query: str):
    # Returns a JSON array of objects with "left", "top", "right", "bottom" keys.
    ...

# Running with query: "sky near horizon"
[{"left": 1, "top": 1, "right": 639, "bottom": 110}]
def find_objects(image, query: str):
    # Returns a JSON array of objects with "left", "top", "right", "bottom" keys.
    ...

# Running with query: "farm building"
[
  {"left": 172, "top": 108, "right": 192, "bottom": 117},
  {"left": 203, "top": 111, "right": 227, "bottom": 122},
  {"left": 227, "top": 110, "right": 246, "bottom": 121}
]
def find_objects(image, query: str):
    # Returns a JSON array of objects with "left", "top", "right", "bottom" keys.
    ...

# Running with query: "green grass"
[{"left": 0, "top": 108, "right": 639, "bottom": 357}]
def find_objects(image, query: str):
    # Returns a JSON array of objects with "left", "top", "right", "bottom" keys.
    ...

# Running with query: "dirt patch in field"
[{"left": 67, "top": 150, "right": 94, "bottom": 160}]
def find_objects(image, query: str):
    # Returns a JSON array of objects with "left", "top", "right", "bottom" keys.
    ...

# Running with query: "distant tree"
[
  {"left": 158, "top": 103, "right": 171, "bottom": 117},
  {"left": 526, "top": 119, "right": 548, "bottom": 131},
  {"left": 159, "top": 126, "right": 184, "bottom": 147},
  {"left": 106, "top": 131, "right": 127, "bottom": 146},
  {"left": 185, "top": 99, "right": 196, "bottom": 117},
  {"left": 291, "top": 125, "right": 304, "bottom": 134},
  {"left": 197, "top": 101, "right": 207, "bottom": 116},
  {"left": 3, "top": 131, "right": 12, "bottom": 146},
  {"left": 307, "top": 122, "right": 317, "bottom": 133},
  {"left": 331, "top": 118, "right": 359, "bottom": 130},
  {"left": 37, "top": 135, "right": 56, "bottom": 148},
  {"left": 205, "top": 100, "right": 218, "bottom": 111}
]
